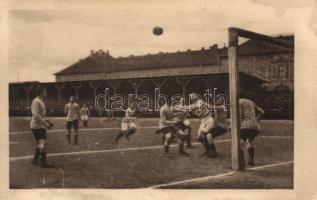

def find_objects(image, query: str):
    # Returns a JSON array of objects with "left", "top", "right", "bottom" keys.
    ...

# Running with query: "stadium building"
[{"left": 9, "top": 35, "right": 294, "bottom": 118}]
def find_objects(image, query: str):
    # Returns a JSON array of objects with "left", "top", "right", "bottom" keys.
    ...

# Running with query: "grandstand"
[{"left": 8, "top": 35, "right": 294, "bottom": 119}]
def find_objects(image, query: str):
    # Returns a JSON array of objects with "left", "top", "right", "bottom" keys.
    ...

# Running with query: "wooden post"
[
  {"left": 71, "top": 84, "right": 82, "bottom": 99},
  {"left": 89, "top": 81, "right": 102, "bottom": 99},
  {"left": 228, "top": 28, "right": 241, "bottom": 171},
  {"left": 23, "top": 85, "right": 34, "bottom": 105},
  {"left": 55, "top": 84, "right": 65, "bottom": 108},
  {"left": 152, "top": 79, "right": 167, "bottom": 94},
  {"left": 109, "top": 81, "right": 122, "bottom": 94},
  {"left": 129, "top": 80, "right": 144, "bottom": 94}
]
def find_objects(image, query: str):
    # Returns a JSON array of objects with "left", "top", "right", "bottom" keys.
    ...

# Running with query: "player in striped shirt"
[
  {"left": 115, "top": 101, "right": 138, "bottom": 143},
  {"left": 188, "top": 93, "right": 217, "bottom": 157},
  {"left": 239, "top": 92, "right": 265, "bottom": 166}
]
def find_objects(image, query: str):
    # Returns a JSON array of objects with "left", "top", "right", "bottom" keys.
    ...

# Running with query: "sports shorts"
[
  {"left": 66, "top": 120, "right": 79, "bottom": 130},
  {"left": 209, "top": 126, "right": 227, "bottom": 138},
  {"left": 31, "top": 128, "right": 46, "bottom": 140},
  {"left": 240, "top": 128, "right": 259, "bottom": 142}
]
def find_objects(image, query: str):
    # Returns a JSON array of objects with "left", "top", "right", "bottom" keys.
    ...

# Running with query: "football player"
[
  {"left": 239, "top": 91, "right": 265, "bottom": 166},
  {"left": 30, "top": 87, "right": 54, "bottom": 168},
  {"left": 65, "top": 96, "right": 81, "bottom": 145},
  {"left": 80, "top": 104, "right": 90, "bottom": 127},
  {"left": 188, "top": 93, "right": 217, "bottom": 157},
  {"left": 156, "top": 101, "right": 189, "bottom": 157},
  {"left": 171, "top": 97, "right": 195, "bottom": 149},
  {"left": 209, "top": 97, "right": 230, "bottom": 140},
  {"left": 115, "top": 101, "right": 138, "bottom": 143}
]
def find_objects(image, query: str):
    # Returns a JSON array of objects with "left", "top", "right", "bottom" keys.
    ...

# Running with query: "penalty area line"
[
  {"left": 9, "top": 135, "right": 292, "bottom": 159},
  {"left": 9, "top": 139, "right": 231, "bottom": 161},
  {"left": 10, "top": 126, "right": 158, "bottom": 135},
  {"left": 148, "top": 160, "right": 294, "bottom": 189}
]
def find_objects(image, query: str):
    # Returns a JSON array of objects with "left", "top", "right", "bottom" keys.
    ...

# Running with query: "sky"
[{"left": 8, "top": 0, "right": 299, "bottom": 82}]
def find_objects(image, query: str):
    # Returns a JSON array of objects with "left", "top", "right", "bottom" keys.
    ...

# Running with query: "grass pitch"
[{"left": 9, "top": 118, "right": 293, "bottom": 189}]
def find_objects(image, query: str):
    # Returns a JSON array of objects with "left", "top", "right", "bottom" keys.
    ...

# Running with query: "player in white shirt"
[
  {"left": 239, "top": 91, "right": 265, "bottom": 166},
  {"left": 115, "top": 101, "right": 138, "bottom": 143},
  {"left": 188, "top": 93, "right": 217, "bottom": 157},
  {"left": 156, "top": 102, "right": 189, "bottom": 156},
  {"left": 30, "top": 87, "right": 54, "bottom": 168},
  {"left": 80, "top": 104, "right": 90, "bottom": 127},
  {"left": 171, "top": 97, "right": 195, "bottom": 149},
  {"left": 209, "top": 97, "right": 230, "bottom": 139}
]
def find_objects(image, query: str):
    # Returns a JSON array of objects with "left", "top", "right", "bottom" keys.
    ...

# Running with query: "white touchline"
[
  {"left": 10, "top": 126, "right": 158, "bottom": 135},
  {"left": 9, "top": 139, "right": 231, "bottom": 161},
  {"left": 9, "top": 135, "right": 292, "bottom": 160},
  {"left": 148, "top": 160, "right": 294, "bottom": 189}
]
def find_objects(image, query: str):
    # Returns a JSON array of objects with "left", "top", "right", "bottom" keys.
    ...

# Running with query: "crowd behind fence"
[{"left": 9, "top": 89, "right": 293, "bottom": 120}]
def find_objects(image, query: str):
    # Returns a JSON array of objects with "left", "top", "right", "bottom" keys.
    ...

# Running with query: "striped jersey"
[{"left": 190, "top": 100, "right": 211, "bottom": 119}]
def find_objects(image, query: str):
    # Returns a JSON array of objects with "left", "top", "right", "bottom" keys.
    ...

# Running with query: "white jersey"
[
  {"left": 159, "top": 104, "right": 174, "bottom": 129},
  {"left": 172, "top": 103, "right": 188, "bottom": 122},
  {"left": 30, "top": 97, "right": 46, "bottom": 129},
  {"left": 65, "top": 102, "right": 80, "bottom": 121},
  {"left": 123, "top": 108, "right": 136, "bottom": 122}
]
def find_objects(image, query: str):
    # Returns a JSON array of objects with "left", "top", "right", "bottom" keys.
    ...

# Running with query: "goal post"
[{"left": 228, "top": 27, "right": 294, "bottom": 171}]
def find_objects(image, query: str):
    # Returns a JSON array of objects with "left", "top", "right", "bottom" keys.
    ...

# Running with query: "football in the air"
[{"left": 153, "top": 26, "right": 163, "bottom": 36}]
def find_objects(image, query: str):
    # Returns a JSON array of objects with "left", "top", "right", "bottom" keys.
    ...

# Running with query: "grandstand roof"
[{"left": 55, "top": 35, "right": 294, "bottom": 76}]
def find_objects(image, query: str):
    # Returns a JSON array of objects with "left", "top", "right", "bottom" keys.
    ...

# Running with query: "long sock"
[
  {"left": 164, "top": 145, "right": 169, "bottom": 153},
  {"left": 32, "top": 148, "right": 40, "bottom": 164},
  {"left": 186, "top": 127, "right": 192, "bottom": 146},
  {"left": 186, "top": 134, "right": 192, "bottom": 146},
  {"left": 208, "top": 143, "right": 218, "bottom": 157},
  {"left": 179, "top": 143, "right": 184, "bottom": 153},
  {"left": 126, "top": 129, "right": 136, "bottom": 140},
  {"left": 33, "top": 148, "right": 40, "bottom": 160},
  {"left": 239, "top": 148, "right": 246, "bottom": 168},
  {"left": 74, "top": 135, "right": 78, "bottom": 145},
  {"left": 198, "top": 137, "right": 209, "bottom": 154},
  {"left": 247, "top": 147, "right": 255, "bottom": 164},
  {"left": 115, "top": 131, "right": 125, "bottom": 143},
  {"left": 40, "top": 152, "right": 54, "bottom": 168},
  {"left": 66, "top": 134, "right": 71, "bottom": 144}
]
